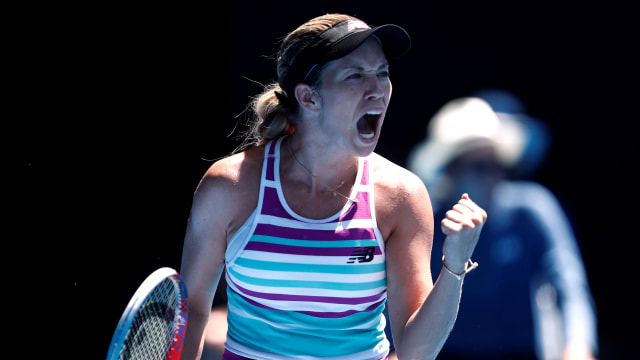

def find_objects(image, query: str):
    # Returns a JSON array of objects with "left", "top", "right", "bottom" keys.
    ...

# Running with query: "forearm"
[
  {"left": 181, "top": 306, "right": 210, "bottom": 360},
  {"left": 395, "top": 267, "right": 464, "bottom": 360},
  {"left": 386, "top": 193, "right": 485, "bottom": 359},
  {"left": 180, "top": 284, "right": 220, "bottom": 360}
]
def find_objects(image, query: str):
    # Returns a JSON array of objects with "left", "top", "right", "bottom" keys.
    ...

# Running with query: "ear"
[{"left": 294, "top": 83, "right": 321, "bottom": 112}]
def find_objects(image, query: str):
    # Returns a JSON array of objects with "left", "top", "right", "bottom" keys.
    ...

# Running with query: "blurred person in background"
[{"left": 405, "top": 93, "right": 598, "bottom": 360}]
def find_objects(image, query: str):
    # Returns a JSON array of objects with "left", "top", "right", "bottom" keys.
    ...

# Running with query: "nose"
[{"left": 364, "top": 74, "right": 387, "bottom": 100}]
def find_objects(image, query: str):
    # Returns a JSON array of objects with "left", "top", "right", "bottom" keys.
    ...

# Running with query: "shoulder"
[
  {"left": 196, "top": 146, "right": 265, "bottom": 199},
  {"left": 181, "top": 146, "right": 267, "bottom": 316},
  {"left": 190, "top": 145, "right": 266, "bottom": 235},
  {"left": 496, "top": 180, "right": 570, "bottom": 225},
  {"left": 369, "top": 152, "right": 430, "bottom": 203},
  {"left": 369, "top": 152, "right": 433, "bottom": 239},
  {"left": 495, "top": 181, "right": 560, "bottom": 214},
  {"left": 497, "top": 180, "right": 551, "bottom": 199}
]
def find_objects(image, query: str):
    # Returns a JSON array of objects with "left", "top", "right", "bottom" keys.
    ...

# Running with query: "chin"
[{"left": 352, "top": 134, "right": 379, "bottom": 156}]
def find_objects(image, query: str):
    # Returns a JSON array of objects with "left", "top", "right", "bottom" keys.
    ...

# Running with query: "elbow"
[
  {"left": 395, "top": 340, "right": 442, "bottom": 360},
  {"left": 188, "top": 301, "right": 213, "bottom": 324}
]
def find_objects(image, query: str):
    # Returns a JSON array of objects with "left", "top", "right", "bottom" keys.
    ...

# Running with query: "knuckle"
[{"left": 453, "top": 203, "right": 466, "bottom": 211}]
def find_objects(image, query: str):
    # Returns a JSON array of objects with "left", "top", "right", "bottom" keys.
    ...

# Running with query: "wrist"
[{"left": 442, "top": 255, "right": 478, "bottom": 280}]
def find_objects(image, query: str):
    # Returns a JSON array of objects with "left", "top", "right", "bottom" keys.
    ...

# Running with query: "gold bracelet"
[{"left": 442, "top": 255, "right": 478, "bottom": 280}]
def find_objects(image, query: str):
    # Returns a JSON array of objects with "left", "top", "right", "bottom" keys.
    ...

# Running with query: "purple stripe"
[
  {"left": 268, "top": 140, "right": 277, "bottom": 155},
  {"left": 338, "top": 193, "right": 372, "bottom": 221},
  {"left": 254, "top": 223, "right": 375, "bottom": 241},
  {"left": 261, "top": 186, "right": 372, "bottom": 221},
  {"left": 265, "top": 156, "right": 275, "bottom": 181},
  {"left": 228, "top": 275, "right": 387, "bottom": 305},
  {"left": 264, "top": 141, "right": 276, "bottom": 181},
  {"left": 245, "top": 241, "right": 382, "bottom": 256},
  {"left": 233, "top": 288, "right": 280, "bottom": 311},
  {"left": 355, "top": 190, "right": 371, "bottom": 205},
  {"left": 297, "top": 298, "right": 386, "bottom": 318},
  {"left": 261, "top": 187, "right": 297, "bottom": 220},
  {"left": 360, "top": 159, "right": 370, "bottom": 185},
  {"left": 222, "top": 349, "right": 253, "bottom": 360},
  {"left": 225, "top": 270, "right": 278, "bottom": 314},
  {"left": 228, "top": 281, "right": 387, "bottom": 319}
]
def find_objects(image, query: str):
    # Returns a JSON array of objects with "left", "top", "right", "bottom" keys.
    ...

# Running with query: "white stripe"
[
  {"left": 240, "top": 250, "right": 385, "bottom": 265},
  {"left": 263, "top": 179, "right": 278, "bottom": 188},
  {"left": 259, "top": 215, "right": 376, "bottom": 232},
  {"left": 227, "top": 273, "right": 386, "bottom": 299},
  {"left": 228, "top": 294, "right": 386, "bottom": 331},
  {"left": 358, "top": 184, "right": 372, "bottom": 193},
  {"left": 232, "top": 264, "right": 386, "bottom": 283},
  {"left": 229, "top": 289, "right": 384, "bottom": 314}
]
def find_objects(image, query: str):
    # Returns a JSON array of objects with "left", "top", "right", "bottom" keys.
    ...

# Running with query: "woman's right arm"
[{"left": 179, "top": 161, "right": 236, "bottom": 360}]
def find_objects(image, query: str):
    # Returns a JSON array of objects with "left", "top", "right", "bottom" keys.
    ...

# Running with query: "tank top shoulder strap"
[
  {"left": 224, "top": 138, "right": 279, "bottom": 263},
  {"left": 262, "top": 138, "right": 278, "bottom": 183}
]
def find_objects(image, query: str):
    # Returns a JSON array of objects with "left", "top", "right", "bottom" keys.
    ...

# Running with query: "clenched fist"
[{"left": 441, "top": 193, "right": 487, "bottom": 274}]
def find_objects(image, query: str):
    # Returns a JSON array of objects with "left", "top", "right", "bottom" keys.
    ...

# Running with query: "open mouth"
[{"left": 357, "top": 111, "right": 382, "bottom": 139}]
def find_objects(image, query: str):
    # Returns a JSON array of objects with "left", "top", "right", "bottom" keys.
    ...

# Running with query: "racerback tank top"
[{"left": 224, "top": 137, "right": 389, "bottom": 359}]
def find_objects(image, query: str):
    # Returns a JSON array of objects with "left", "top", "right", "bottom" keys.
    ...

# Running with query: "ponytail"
[
  {"left": 237, "top": 14, "right": 354, "bottom": 151},
  {"left": 234, "top": 82, "right": 296, "bottom": 151}
]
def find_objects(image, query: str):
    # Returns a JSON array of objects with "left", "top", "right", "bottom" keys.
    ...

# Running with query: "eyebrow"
[{"left": 339, "top": 62, "right": 390, "bottom": 71}]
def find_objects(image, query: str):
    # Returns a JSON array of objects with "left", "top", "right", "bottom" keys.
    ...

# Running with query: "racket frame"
[{"left": 106, "top": 267, "right": 188, "bottom": 360}]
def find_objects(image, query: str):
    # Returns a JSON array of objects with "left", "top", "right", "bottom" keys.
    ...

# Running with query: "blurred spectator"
[{"left": 405, "top": 93, "right": 598, "bottom": 359}]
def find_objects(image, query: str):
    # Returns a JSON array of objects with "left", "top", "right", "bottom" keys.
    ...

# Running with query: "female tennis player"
[{"left": 180, "top": 13, "right": 486, "bottom": 360}]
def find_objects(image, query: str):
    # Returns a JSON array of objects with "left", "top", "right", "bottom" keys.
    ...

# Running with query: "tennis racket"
[{"left": 107, "top": 267, "right": 188, "bottom": 360}]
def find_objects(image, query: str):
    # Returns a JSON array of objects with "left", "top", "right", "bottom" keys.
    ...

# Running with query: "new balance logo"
[{"left": 347, "top": 246, "right": 376, "bottom": 263}]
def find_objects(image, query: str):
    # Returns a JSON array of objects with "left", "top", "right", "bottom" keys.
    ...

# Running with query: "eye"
[
  {"left": 346, "top": 73, "right": 363, "bottom": 80},
  {"left": 378, "top": 70, "right": 390, "bottom": 78}
]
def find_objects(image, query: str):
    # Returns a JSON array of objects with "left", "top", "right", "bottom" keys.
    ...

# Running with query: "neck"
[
  {"left": 284, "top": 136, "right": 359, "bottom": 202},
  {"left": 289, "top": 135, "right": 357, "bottom": 176}
]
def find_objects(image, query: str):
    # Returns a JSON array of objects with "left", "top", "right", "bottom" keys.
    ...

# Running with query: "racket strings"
[{"left": 120, "top": 278, "right": 181, "bottom": 360}]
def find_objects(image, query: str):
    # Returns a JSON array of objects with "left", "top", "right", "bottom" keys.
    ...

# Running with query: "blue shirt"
[{"left": 431, "top": 181, "right": 597, "bottom": 359}]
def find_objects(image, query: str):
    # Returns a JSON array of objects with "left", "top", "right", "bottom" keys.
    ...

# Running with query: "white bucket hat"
[{"left": 407, "top": 96, "right": 548, "bottom": 194}]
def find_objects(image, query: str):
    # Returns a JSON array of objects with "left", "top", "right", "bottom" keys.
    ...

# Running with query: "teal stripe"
[
  {"left": 235, "top": 257, "right": 385, "bottom": 274},
  {"left": 251, "top": 234, "right": 378, "bottom": 248},
  {"left": 227, "top": 293, "right": 386, "bottom": 356},
  {"left": 228, "top": 266, "right": 386, "bottom": 291},
  {"left": 229, "top": 290, "right": 385, "bottom": 329}
]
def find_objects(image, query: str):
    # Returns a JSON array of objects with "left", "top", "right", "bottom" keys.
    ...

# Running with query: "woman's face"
[
  {"left": 314, "top": 37, "right": 392, "bottom": 157},
  {"left": 447, "top": 146, "right": 506, "bottom": 209}
]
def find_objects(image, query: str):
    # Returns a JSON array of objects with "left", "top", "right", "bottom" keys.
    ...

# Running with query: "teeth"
[
  {"left": 360, "top": 131, "right": 375, "bottom": 139},
  {"left": 359, "top": 111, "right": 380, "bottom": 139}
]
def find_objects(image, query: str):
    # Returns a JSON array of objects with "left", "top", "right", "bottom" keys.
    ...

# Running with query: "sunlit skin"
[
  {"left": 180, "top": 36, "right": 487, "bottom": 360},
  {"left": 286, "top": 37, "right": 392, "bottom": 196},
  {"left": 309, "top": 37, "right": 392, "bottom": 155}
]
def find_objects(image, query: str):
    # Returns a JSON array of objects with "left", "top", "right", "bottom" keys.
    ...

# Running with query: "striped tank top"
[{"left": 223, "top": 137, "right": 389, "bottom": 360}]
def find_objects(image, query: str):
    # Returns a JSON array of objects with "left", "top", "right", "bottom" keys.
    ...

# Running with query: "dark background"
[{"left": 14, "top": 1, "right": 637, "bottom": 358}]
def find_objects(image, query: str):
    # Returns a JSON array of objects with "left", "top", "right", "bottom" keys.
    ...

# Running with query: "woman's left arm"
[{"left": 384, "top": 171, "right": 486, "bottom": 360}]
